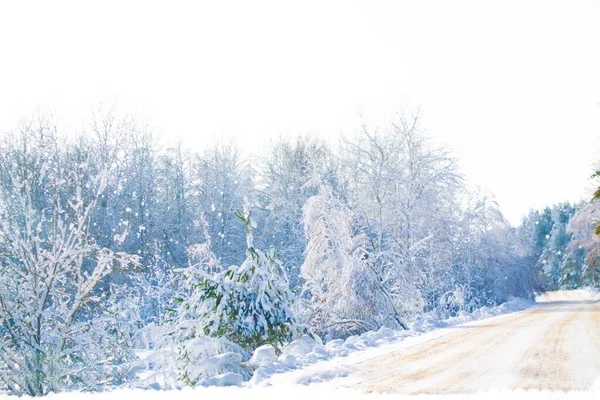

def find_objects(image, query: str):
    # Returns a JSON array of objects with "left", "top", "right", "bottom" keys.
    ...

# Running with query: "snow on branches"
[
  {"left": 0, "top": 133, "right": 139, "bottom": 396},
  {"left": 153, "top": 209, "right": 300, "bottom": 388},
  {"left": 301, "top": 184, "right": 382, "bottom": 338}
]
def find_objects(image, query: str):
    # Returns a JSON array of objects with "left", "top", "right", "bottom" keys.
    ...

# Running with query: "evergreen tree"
[
  {"left": 153, "top": 208, "right": 299, "bottom": 387},
  {"left": 195, "top": 209, "right": 300, "bottom": 351}
]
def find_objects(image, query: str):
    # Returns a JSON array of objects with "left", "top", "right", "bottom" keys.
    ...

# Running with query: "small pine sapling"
[{"left": 198, "top": 209, "right": 301, "bottom": 352}]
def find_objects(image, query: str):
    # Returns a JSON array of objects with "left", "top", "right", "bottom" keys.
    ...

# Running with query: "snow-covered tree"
[
  {"left": 0, "top": 125, "right": 139, "bottom": 395},
  {"left": 0, "top": 108, "right": 549, "bottom": 394},
  {"left": 192, "top": 141, "right": 254, "bottom": 267},
  {"left": 542, "top": 204, "right": 578, "bottom": 288},
  {"left": 519, "top": 203, "right": 584, "bottom": 290},
  {"left": 153, "top": 208, "right": 300, "bottom": 387},
  {"left": 301, "top": 183, "right": 384, "bottom": 337},
  {"left": 257, "top": 136, "right": 339, "bottom": 289},
  {"left": 341, "top": 113, "right": 462, "bottom": 319},
  {"left": 196, "top": 210, "right": 300, "bottom": 350},
  {"left": 458, "top": 196, "right": 538, "bottom": 304},
  {"left": 567, "top": 202, "right": 600, "bottom": 287}
]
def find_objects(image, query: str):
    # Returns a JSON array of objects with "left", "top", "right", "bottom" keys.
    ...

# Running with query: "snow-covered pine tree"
[
  {"left": 197, "top": 208, "right": 300, "bottom": 351},
  {"left": 153, "top": 208, "right": 300, "bottom": 387},
  {"left": 520, "top": 203, "right": 582, "bottom": 290},
  {"left": 544, "top": 204, "right": 576, "bottom": 288},
  {"left": 567, "top": 202, "right": 600, "bottom": 287},
  {"left": 150, "top": 213, "right": 248, "bottom": 388}
]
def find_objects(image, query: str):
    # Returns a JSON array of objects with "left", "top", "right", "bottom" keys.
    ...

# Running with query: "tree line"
[{"left": 0, "top": 109, "right": 560, "bottom": 394}]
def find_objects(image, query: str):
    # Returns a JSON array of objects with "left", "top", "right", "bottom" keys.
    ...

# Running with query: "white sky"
[{"left": 1, "top": 0, "right": 599, "bottom": 225}]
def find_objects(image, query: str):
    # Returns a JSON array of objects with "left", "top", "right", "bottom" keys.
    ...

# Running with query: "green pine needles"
[{"left": 197, "top": 210, "right": 300, "bottom": 352}]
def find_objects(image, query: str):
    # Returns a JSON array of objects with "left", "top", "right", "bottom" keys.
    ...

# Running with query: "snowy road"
[
  {"left": 266, "top": 290, "right": 600, "bottom": 395},
  {"left": 350, "top": 290, "right": 600, "bottom": 394}
]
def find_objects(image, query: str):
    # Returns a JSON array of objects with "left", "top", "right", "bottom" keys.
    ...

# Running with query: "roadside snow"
[
  {"left": 135, "top": 296, "right": 536, "bottom": 389},
  {"left": 249, "top": 296, "right": 535, "bottom": 387}
]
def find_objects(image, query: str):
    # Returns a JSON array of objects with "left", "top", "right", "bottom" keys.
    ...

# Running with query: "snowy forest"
[{"left": 0, "top": 110, "right": 598, "bottom": 396}]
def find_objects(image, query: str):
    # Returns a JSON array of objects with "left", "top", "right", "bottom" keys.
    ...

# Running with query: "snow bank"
[
  {"left": 200, "top": 372, "right": 245, "bottom": 387},
  {"left": 248, "top": 296, "right": 535, "bottom": 387},
  {"left": 411, "top": 297, "right": 534, "bottom": 333},
  {"left": 248, "top": 345, "right": 278, "bottom": 367}
]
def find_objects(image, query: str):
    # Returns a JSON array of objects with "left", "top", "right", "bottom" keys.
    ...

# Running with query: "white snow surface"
[
  {"left": 20, "top": 386, "right": 600, "bottom": 400},
  {"left": 248, "top": 345, "right": 278, "bottom": 367},
  {"left": 200, "top": 372, "right": 245, "bottom": 388}
]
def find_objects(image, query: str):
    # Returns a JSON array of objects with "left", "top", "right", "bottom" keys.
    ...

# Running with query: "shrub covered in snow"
[
  {"left": 300, "top": 183, "right": 393, "bottom": 338},
  {"left": 0, "top": 150, "right": 139, "bottom": 396}
]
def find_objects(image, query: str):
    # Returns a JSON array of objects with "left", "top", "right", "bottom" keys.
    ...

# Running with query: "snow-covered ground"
[
  {"left": 13, "top": 290, "right": 599, "bottom": 399},
  {"left": 25, "top": 385, "right": 600, "bottom": 400}
]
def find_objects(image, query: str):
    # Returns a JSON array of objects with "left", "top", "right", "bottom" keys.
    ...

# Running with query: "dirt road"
[{"left": 351, "top": 290, "right": 600, "bottom": 394}]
